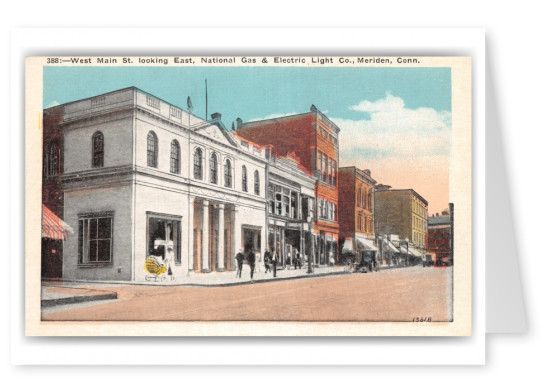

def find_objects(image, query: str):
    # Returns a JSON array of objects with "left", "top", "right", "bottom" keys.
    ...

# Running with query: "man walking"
[
  {"left": 247, "top": 249, "right": 256, "bottom": 280},
  {"left": 235, "top": 249, "right": 244, "bottom": 278},
  {"left": 272, "top": 251, "right": 278, "bottom": 278}
]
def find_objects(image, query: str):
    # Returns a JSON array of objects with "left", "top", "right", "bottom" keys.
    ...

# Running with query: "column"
[
  {"left": 188, "top": 196, "right": 194, "bottom": 273},
  {"left": 217, "top": 203, "right": 224, "bottom": 271},
  {"left": 201, "top": 200, "right": 210, "bottom": 272},
  {"left": 233, "top": 205, "right": 241, "bottom": 269}
]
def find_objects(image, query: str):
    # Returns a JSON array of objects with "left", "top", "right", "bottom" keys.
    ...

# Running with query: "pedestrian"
[
  {"left": 235, "top": 249, "right": 244, "bottom": 278},
  {"left": 263, "top": 249, "right": 272, "bottom": 273},
  {"left": 294, "top": 252, "right": 301, "bottom": 270},
  {"left": 247, "top": 249, "right": 256, "bottom": 279},
  {"left": 375, "top": 253, "right": 381, "bottom": 272},
  {"left": 272, "top": 251, "right": 278, "bottom": 278}
]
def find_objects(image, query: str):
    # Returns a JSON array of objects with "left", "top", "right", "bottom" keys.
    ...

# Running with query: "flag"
[{"left": 187, "top": 96, "right": 193, "bottom": 112}]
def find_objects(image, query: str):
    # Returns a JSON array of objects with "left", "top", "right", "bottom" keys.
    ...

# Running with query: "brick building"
[
  {"left": 41, "top": 105, "right": 65, "bottom": 278},
  {"left": 374, "top": 188, "right": 428, "bottom": 257},
  {"left": 338, "top": 167, "right": 378, "bottom": 263},
  {"left": 428, "top": 205, "right": 454, "bottom": 265},
  {"left": 236, "top": 105, "right": 340, "bottom": 266}
]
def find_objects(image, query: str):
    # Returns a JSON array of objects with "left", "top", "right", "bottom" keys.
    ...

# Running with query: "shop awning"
[
  {"left": 342, "top": 238, "right": 354, "bottom": 254},
  {"left": 383, "top": 238, "right": 400, "bottom": 253},
  {"left": 356, "top": 237, "right": 378, "bottom": 251},
  {"left": 409, "top": 247, "right": 424, "bottom": 258},
  {"left": 42, "top": 205, "right": 73, "bottom": 241}
]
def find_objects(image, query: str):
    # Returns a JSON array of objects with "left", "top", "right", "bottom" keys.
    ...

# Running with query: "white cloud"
[{"left": 334, "top": 92, "right": 451, "bottom": 159}]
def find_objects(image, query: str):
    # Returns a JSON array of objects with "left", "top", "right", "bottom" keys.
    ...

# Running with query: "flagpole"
[{"left": 205, "top": 79, "right": 208, "bottom": 120}]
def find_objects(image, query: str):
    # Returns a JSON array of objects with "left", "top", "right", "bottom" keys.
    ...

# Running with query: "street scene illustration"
[{"left": 40, "top": 61, "right": 454, "bottom": 322}]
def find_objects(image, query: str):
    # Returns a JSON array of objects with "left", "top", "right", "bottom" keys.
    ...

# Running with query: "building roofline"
[{"left": 374, "top": 188, "right": 428, "bottom": 205}]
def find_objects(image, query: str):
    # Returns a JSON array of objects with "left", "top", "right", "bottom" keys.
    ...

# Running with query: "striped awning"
[{"left": 42, "top": 205, "right": 73, "bottom": 240}]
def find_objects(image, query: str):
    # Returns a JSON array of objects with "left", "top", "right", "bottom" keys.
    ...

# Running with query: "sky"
[{"left": 44, "top": 65, "right": 452, "bottom": 214}]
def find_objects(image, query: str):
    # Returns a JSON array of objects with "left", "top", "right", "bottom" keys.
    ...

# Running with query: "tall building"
[
  {"left": 235, "top": 105, "right": 340, "bottom": 265},
  {"left": 374, "top": 188, "right": 428, "bottom": 254},
  {"left": 52, "top": 87, "right": 268, "bottom": 281},
  {"left": 338, "top": 167, "right": 378, "bottom": 261}
]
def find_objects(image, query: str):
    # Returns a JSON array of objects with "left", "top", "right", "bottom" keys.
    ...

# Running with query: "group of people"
[{"left": 236, "top": 248, "right": 304, "bottom": 279}]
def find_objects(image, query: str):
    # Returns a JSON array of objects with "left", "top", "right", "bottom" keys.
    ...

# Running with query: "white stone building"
[{"left": 60, "top": 87, "right": 267, "bottom": 281}]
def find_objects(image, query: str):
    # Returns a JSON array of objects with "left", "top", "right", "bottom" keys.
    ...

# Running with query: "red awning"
[{"left": 42, "top": 205, "right": 73, "bottom": 241}]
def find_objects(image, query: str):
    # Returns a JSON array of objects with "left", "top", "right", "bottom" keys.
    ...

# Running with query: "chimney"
[
  {"left": 363, "top": 169, "right": 371, "bottom": 176},
  {"left": 236, "top": 117, "right": 243, "bottom": 129},
  {"left": 211, "top": 112, "right": 222, "bottom": 121}
]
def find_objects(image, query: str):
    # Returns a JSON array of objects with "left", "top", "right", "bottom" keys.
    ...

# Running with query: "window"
[
  {"left": 147, "top": 215, "right": 181, "bottom": 265},
  {"left": 147, "top": 132, "right": 158, "bottom": 168},
  {"left": 46, "top": 143, "right": 59, "bottom": 178},
  {"left": 193, "top": 148, "right": 203, "bottom": 179},
  {"left": 357, "top": 187, "right": 362, "bottom": 207},
  {"left": 170, "top": 140, "right": 180, "bottom": 174},
  {"left": 268, "top": 183, "right": 275, "bottom": 213},
  {"left": 254, "top": 170, "right": 260, "bottom": 195},
  {"left": 78, "top": 214, "right": 113, "bottom": 264},
  {"left": 357, "top": 213, "right": 362, "bottom": 231},
  {"left": 92, "top": 132, "right": 104, "bottom": 168},
  {"left": 367, "top": 189, "right": 373, "bottom": 211},
  {"left": 210, "top": 153, "right": 218, "bottom": 184},
  {"left": 362, "top": 188, "right": 367, "bottom": 209},
  {"left": 241, "top": 165, "right": 248, "bottom": 192},
  {"left": 224, "top": 159, "right": 232, "bottom": 187}
]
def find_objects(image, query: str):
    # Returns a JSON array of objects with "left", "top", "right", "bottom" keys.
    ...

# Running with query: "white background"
[{"left": 2, "top": 1, "right": 549, "bottom": 389}]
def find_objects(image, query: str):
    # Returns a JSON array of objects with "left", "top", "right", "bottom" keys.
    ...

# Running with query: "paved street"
[{"left": 42, "top": 266, "right": 452, "bottom": 322}]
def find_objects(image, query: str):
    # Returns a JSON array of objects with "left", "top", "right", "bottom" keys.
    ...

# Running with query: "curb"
[
  {"left": 41, "top": 292, "right": 118, "bottom": 307},
  {"left": 43, "top": 270, "right": 353, "bottom": 288}
]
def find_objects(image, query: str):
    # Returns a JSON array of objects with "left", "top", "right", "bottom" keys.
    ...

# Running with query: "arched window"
[
  {"left": 48, "top": 143, "right": 59, "bottom": 177},
  {"left": 241, "top": 165, "right": 248, "bottom": 192},
  {"left": 170, "top": 140, "right": 180, "bottom": 174},
  {"left": 193, "top": 148, "right": 203, "bottom": 179},
  {"left": 147, "top": 131, "right": 158, "bottom": 168},
  {"left": 254, "top": 170, "right": 260, "bottom": 195},
  {"left": 209, "top": 153, "right": 218, "bottom": 184},
  {"left": 224, "top": 159, "right": 232, "bottom": 188},
  {"left": 92, "top": 132, "right": 104, "bottom": 168}
]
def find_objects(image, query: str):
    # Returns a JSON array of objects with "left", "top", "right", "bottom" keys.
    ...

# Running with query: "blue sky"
[
  {"left": 43, "top": 65, "right": 452, "bottom": 213},
  {"left": 44, "top": 66, "right": 450, "bottom": 122}
]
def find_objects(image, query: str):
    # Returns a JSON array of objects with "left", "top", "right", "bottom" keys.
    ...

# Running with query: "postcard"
[{"left": 25, "top": 55, "right": 471, "bottom": 336}]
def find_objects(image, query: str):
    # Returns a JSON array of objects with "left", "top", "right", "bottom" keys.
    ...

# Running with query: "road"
[{"left": 42, "top": 266, "right": 452, "bottom": 322}]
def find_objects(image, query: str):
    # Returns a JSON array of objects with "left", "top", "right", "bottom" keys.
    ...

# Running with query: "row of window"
[
  {"left": 318, "top": 126, "right": 337, "bottom": 146},
  {"left": 146, "top": 132, "right": 261, "bottom": 195},
  {"left": 412, "top": 231, "right": 426, "bottom": 248},
  {"left": 356, "top": 186, "right": 373, "bottom": 211},
  {"left": 78, "top": 214, "right": 184, "bottom": 265},
  {"left": 317, "top": 198, "right": 337, "bottom": 222},
  {"left": 357, "top": 213, "right": 374, "bottom": 233},
  {"left": 412, "top": 198, "right": 426, "bottom": 218},
  {"left": 267, "top": 183, "right": 300, "bottom": 218},
  {"left": 317, "top": 151, "right": 337, "bottom": 186},
  {"left": 413, "top": 215, "right": 427, "bottom": 232}
]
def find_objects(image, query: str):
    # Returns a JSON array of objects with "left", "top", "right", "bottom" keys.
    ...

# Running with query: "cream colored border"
[{"left": 25, "top": 56, "right": 471, "bottom": 336}]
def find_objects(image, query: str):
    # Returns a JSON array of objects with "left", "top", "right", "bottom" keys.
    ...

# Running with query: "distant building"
[
  {"left": 338, "top": 167, "right": 378, "bottom": 263},
  {"left": 236, "top": 105, "right": 340, "bottom": 266},
  {"left": 428, "top": 205, "right": 453, "bottom": 265},
  {"left": 374, "top": 188, "right": 428, "bottom": 255}
]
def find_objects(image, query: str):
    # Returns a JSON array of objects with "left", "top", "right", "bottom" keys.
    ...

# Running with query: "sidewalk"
[
  {"left": 44, "top": 265, "right": 350, "bottom": 288},
  {"left": 41, "top": 285, "right": 118, "bottom": 307}
]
